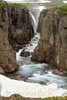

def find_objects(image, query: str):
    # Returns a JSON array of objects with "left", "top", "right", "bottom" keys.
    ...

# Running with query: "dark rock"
[
  {"left": 52, "top": 70, "right": 63, "bottom": 76},
  {"left": 31, "top": 51, "right": 45, "bottom": 62},
  {"left": 20, "top": 50, "right": 30, "bottom": 57},
  {"left": 8, "top": 5, "right": 34, "bottom": 51},
  {"left": 0, "top": 67, "right": 5, "bottom": 74},
  {"left": 31, "top": 8, "right": 67, "bottom": 71}
]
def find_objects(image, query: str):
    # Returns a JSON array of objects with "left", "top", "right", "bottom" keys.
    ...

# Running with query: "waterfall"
[
  {"left": 29, "top": 12, "right": 37, "bottom": 33},
  {"left": 29, "top": 6, "right": 46, "bottom": 33}
]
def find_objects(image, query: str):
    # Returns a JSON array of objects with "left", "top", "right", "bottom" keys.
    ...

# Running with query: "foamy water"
[
  {"left": 0, "top": 74, "right": 67, "bottom": 98},
  {"left": 63, "top": 1, "right": 67, "bottom": 3},
  {"left": 1, "top": 1, "right": 67, "bottom": 98}
]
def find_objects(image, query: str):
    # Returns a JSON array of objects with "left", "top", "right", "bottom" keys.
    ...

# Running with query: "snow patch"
[{"left": 0, "top": 74, "right": 67, "bottom": 98}]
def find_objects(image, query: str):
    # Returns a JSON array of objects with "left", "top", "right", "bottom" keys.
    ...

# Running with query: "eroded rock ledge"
[{"left": 32, "top": 7, "right": 67, "bottom": 71}]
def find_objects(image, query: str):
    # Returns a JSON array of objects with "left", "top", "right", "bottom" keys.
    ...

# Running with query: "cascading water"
[
  {"left": 16, "top": 5, "right": 67, "bottom": 89},
  {"left": 0, "top": 0, "right": 67, "bottom": 98},
  {"left": 29, "top": 12, "right": 37, "bottom": 33}
]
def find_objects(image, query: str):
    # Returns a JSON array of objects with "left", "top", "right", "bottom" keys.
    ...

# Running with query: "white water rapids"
[{"left": 0, "top": 1, "right": 67, "bottom": 98}]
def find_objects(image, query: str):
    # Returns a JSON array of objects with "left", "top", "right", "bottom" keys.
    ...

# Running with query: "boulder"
[
  {"left": 32, "top": 8, "right": 67, "bottom": 71},
  {"left": 20, "top": 50, "right": 30, "bottom": 57},
  {"left": 0, "top": 67, "right": 5, "bottom": 74}
]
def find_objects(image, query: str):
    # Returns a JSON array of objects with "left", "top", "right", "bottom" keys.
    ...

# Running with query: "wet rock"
[
  {"left": 0, "top": 1, "right": 19, "bottom": 73},
  {"left": 52, "top": 70, "right": 63, "bottom": 76},
  {"left": 31, "top": 51, "right": 45, "bottom": 62},
  {"left": 0, "top": 67, "right": 5, "bottom": 74},
  {"left": 20, "top": 50, "right": 30, "bottom": 57},
  {"left": 8, "top": 5, "right": 34, "bottom": 51},
  {"left": 32, "top": 8, "right": 67, "bottom": 71}
]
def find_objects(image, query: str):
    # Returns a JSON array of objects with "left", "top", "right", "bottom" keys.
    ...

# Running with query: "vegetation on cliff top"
[
  {"left": 8, "top": 3, "right": 27, "bottom": 9},
  {"left": 0, "top": 95, "right": 67, "bottom": 100},
  {"left": 42, "top": 5, "right": 67, "bottom": 16},
  {"left": 0, "top": 1, "right": 4, "bottom": 11},
  {"left": 17, "top": 96, "right": 67, "bottom": 100},
  {"left": 55, "top": 4, "right": 67, "bottom": 15}
]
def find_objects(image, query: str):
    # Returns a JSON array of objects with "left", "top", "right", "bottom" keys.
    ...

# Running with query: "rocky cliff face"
[
  {"left": 32, "top": 8, "right": 67, "bottom": 71},
  {"left": 8, "top": 5, "right": 34, "bottom": 51},
  {"left": 0, "top": 1, "right": 19, "bottom": 73},
  {"left": 0, "top": 1, "right": 34, "bottom": 73}
]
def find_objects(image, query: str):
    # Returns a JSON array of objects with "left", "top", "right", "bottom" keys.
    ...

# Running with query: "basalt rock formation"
[
  {"left": 8, "top": 4, "right": 34, "bottom": 51},
  {"left": 31, "top": 8, "right": 67, "bottom": 71},
  {"left": 0, "top": 1, "right": 18, "bottom": 73},
  {"left": 0, "top": 0, "right": 34, "bottom": 73}
]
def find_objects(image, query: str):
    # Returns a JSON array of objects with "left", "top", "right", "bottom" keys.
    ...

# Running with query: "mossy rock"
[{"left": 0, "top": 1, "right": 4, "bottom": 11}]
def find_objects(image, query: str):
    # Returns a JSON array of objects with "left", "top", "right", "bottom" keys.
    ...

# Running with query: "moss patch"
[
  {"left": 55, "top": 5, "right": 67, "bottom": 16},
  {"left": 42, "top": 9, "right": 48, "bottom": 14},
  {"left": 8, "top": 3, "right": 27, "bottom": 9},
  {"left": 0, "top": 1, "right": 4, "bottom": 11}
]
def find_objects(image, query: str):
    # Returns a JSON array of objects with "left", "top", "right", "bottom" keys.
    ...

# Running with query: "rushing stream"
[
  {"left": 16, "top": 4, "right": 67, "bottom": 89},
  {"left": 0, "top": 0, "right": 67, "bottom": 98}
]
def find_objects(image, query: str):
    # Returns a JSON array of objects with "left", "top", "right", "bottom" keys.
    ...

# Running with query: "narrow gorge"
[{"left": 0, "top": 0, "right": 67, "bottom": 99}]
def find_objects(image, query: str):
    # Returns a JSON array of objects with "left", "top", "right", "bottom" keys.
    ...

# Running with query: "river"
[
  {"left": 15, "top": 2, "right": 67, "bottom": 89},
  {"left": 1, "top": 0, "right": 67, "bottom": 98}
]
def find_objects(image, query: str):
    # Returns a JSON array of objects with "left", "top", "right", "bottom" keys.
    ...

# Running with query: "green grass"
[
  {"left": 42, "top": 5, "right": 67, "bottom": 16},
  {"left": 55, "top": 4, "right": 67, "bottom": 16},
  {"left": 42, "top": 9, "right": 48, "bottom": 14},
  {"left": 41, "top": 96, "right": 67, "bottom": 100},
  {"left": 55, "top": 5, "right": 67, "bottom": 11},
  {"left": 0, "top": 1, "right": 4, "bottom": 11},
  {"left": 8, "top": 3, "right": 27, "bottom": 9},
  {"left": 0, "top": 95, "right": 67, "bottom": 100}
]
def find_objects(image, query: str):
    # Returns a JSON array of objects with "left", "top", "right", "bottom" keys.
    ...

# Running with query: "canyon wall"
[
  {"left": 0, "top": 1, "right": 19, "bottom": 74},
  {"left": 32, "top": 8, "right": 67, "bottom": 71},
  {"left": 0, "top": 1, "right": 34, "bottom": 74},
  {"left": 8, "top": 5, "right": 34, "bottom": 51}
]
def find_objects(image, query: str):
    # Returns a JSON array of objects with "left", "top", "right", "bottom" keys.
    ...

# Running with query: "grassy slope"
[
  {"left": 0, "top": 1, "right": 4, "bottom": 11},
  {"left": 0, "top": 95, "right": 67, "bottom": 100}
]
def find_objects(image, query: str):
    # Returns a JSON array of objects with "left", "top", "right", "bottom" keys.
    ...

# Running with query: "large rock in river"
[
  {"left": 31, "top": 8, "right": 67, "bottom": 71},
  {"left": 0, "top": 1, "right": 18, "bottom": 73}
]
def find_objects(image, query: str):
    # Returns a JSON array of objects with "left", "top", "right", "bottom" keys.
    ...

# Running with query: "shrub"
[
  {"left": 55, "top": 5, "right": 67, "bottom": 16},
  {"left": 0, "top": 1, "right": 4, "bottom": 11}
]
